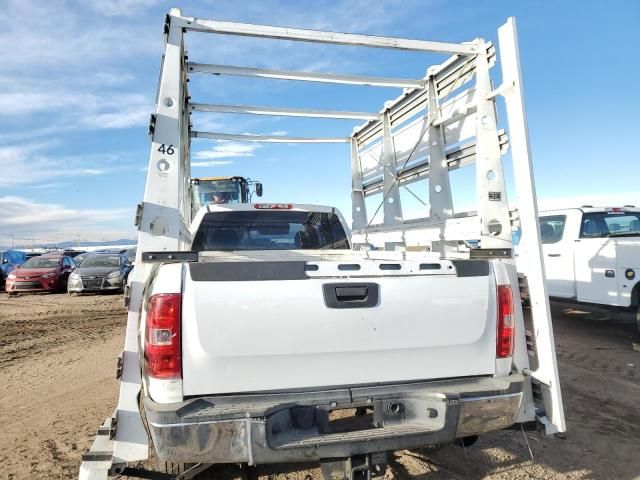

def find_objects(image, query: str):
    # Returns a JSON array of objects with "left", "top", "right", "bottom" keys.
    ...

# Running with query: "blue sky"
[{"left": 1, "top": 0, "right": 638, "bottom": 246}]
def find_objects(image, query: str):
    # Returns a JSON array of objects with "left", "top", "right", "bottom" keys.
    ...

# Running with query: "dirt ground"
[{"left": 0, "top": 293, "right": 638, "bottom": 480}]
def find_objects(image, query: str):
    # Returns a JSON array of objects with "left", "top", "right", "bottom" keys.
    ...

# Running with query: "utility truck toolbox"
[{"left": 80, "top": 9, "right": 565, "bottom": 480}]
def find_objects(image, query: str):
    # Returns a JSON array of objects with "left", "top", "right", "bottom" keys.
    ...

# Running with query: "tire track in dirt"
[
  {"left": 0, "top": 293, "right": 125, "bottom": 366},
  {"left": 0, "top": 293, "right": 125, "bottom": 480}
]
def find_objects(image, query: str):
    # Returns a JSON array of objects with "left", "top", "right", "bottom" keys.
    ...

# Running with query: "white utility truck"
[
  {"left": 80, "top": 10, "right": 564, "bottom": 480},
  {"left": 538, "top": 206, "right": 640, "bottom": 329}
]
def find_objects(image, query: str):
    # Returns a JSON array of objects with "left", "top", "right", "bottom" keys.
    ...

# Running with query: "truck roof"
[
  {"left": 192, "top": 176, "right": 242, "bottom": 181},
  {"left": 189, "top": 203, "right": 344, "bottom": 233},
  {"left": 207, "top": 203, "right": 335, "bottom": 213},
  {"left": 541, "top": 206, "right": 639, "bottom": 214}
]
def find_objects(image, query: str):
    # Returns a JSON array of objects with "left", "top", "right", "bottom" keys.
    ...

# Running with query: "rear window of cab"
[{"left": 192, "top": 211, "right": 350, "bottom": 251}]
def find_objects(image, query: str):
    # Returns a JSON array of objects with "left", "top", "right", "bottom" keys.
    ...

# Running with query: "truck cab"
[
  {"left": 190, "top": 176, "right": 262, "bottom": 219},
  {"left": 538, "top": 207, "right": 640, "bottom": 313}
]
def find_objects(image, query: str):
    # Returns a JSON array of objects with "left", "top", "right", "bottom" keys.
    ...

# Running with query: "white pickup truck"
[
  {"left": 79, "top": 12, "right": 565, "bottom": 480},
  {"left": 138, "top": 203, "right": 530, "bottom": 468},
  {"left": 538, "top": 206, "right": 640, "bottom": 328}
]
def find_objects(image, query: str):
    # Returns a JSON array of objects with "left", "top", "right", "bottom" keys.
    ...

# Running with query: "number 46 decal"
[{"left": 157, "top": 144, "right": 175, "bottom": 155}]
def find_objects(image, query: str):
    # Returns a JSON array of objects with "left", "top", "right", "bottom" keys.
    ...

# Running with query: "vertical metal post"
[
  {"left": 474, "top": 39, "right": 512, "bottom": 250},
  {"left": 112, "top": 7, "right": 190, "bottom": 464},
  {"left": 381, "top": 111, "right": 403, "bottom": 226},
  {"left": 427, "top": 71, "right": 455, "bottom": 255},
  {"left": 137, "top": 9, "right": 188, "bottom": 254},
  {"left": 498, "top": 17, "right": 565, "bottom": 434},
  {"left": 351, "top": 138, "right": 367, "bottom": 230}
]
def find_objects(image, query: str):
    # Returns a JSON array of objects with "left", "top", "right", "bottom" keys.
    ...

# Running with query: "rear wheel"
[{"left": 636, "top": 304, "right": 640, "bottom": 335}]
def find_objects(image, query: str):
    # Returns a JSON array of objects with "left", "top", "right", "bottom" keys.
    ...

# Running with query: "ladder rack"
[{"left": 79, "top": 10, "right": 565, "bottom": 480}]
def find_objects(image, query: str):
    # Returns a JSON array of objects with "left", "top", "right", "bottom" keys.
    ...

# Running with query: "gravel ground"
[{"left": 0, "top": 293, "right": 638, "bottom": 480}]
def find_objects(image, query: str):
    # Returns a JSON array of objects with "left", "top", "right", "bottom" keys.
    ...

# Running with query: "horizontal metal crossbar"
[
  {"left": 190, "top": 103, "right": 379, "bottom": 120},
  {"left": 191, "top": 131, "right": 351, "bottom": 143},
  {"left": 353, "top": 44, "right": 494, "bottom": 144},
  {"left": 180, "top": 17, "right": 479, "bottom": 55},
  {"left": 361, "top": 131, "right": 509, "bottom": 196},
  {"left": 187, "top": 63, "right": 425, "bottom": 89}
]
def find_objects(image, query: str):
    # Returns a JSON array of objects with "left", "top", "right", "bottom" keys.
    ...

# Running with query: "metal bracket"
[
  {"left": 176, "top": 463, "right": 215, "bottom": 479},
  {"left": 147, "top": 114, "right": 156, "bottom": 137},
  {"left": 116, "top": 352, "right": 124, "bottom": 380},
  {"left": 469, "top": 248, "right": 512, "bottom": 258},
  {"left": 134, "top": 203, "right": 144, "bottom": 228},
  {"left": 141, "top": 251, "right": 198, "bottom": 263},
  {"left": 79, "top": 414, "right": 118, "bottom": 480},
  {"left": 320, "top": 453, "right": 388, "bottom": 480}
]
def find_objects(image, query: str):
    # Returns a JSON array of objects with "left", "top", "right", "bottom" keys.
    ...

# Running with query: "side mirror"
[{"left": 255, "top": 183, "right": 263, "bottom": 197}]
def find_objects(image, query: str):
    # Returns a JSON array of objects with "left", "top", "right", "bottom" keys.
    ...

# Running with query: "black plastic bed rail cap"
[{"left": 141, "top": 251, "right": 198, "bottom": 263}]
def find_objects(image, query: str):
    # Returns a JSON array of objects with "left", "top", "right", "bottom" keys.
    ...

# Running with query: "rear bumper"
[{"left": 144, "top": 375, "right": 523, "bottom": 465}]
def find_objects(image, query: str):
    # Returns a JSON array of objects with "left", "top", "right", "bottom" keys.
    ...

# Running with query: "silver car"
[{"left": 67, "top": 253, "right": 132, "bottom": 294}]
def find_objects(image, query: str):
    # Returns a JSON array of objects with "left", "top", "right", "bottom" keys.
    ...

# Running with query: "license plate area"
[
  {"left": 266, "top": 397, "right": 447, "bottom": 449},
  {"left": 326, "top": 407, "right": 376, "bottom": 434}
]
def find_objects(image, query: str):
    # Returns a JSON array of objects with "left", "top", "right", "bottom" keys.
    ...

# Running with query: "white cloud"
[
  {"left": 191, "top": 160, "right": 235, "bottom": 167},
  {"left": 0, "top": 92, "right": 95, "bottom": 116},
  {"left": 0, "top": 89, "right": 152, "bottom": 132},
  {"left": 0, "top": 143, "right": 131, "bottom": 187},
  {"left": 0, "top": 196, "right": 134, "bottom": 242},
  {"left": 194, "top": 142, "right": 259, "bottom": 159},
  {"left": 25, "top": 182, "right": 70, "bottom": 190},
  {"left": 0, "top": 1, "right": 157, "bottom": 72},
  {"left": 80, "top": 169, "right": 108, "bottom": 175},
  {"left": 87, "top": 0, "right": 158, "bottom": 17},
  {"left": 81, "top": 102, "right": 151, "bottom": 129},
  {"left": 191, "top": 140, "right": 264, "bottom": 166}
]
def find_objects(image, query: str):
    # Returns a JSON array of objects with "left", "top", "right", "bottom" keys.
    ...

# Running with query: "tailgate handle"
[
  {"left": 335, "top": 286, "right": 368, "bottom": 301},
  {"left": 323, "top": 283, "right": 379, "bottom": 309}
]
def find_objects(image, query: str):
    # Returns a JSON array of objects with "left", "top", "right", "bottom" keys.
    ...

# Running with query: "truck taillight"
[
  {"left": 145, "top": 293, "right": 181, "bottom": 379},
  {"left": 496, "top": 285, "right": 514, "bottom": 358}
]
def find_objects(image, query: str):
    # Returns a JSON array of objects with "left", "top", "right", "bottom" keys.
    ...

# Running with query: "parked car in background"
[
  {"left": 0, "top": 250, "right": 27, "bottom": 289},
  {"left": 535, "top": 206, "right": 640, "bottom": 331},
  {"left": 5, "top": 253, "right": 76, "bottom": 295},
  {"left": 63, "top": 249, "right": 86, "bottom": 258},
  {"left": 67, "top": 252, "right": 132, "bottom": 294},
  {"left": 73, "top": 252, "right": 89, "bottom": 265},
  {"left": 122, "top": 248, "right": 136, "bottom": 264}
]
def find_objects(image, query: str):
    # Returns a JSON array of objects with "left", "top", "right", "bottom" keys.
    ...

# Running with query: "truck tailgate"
[{"left": 181, "top": 259, "right": 497, "bottom": 395}]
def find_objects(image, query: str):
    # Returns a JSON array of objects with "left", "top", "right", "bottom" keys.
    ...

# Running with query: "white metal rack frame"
[{"left": 79, "top": 9, "right": 565, "bottom": 479}]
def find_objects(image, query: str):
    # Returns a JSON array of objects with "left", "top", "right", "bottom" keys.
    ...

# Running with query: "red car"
[{"left": 5, "top": 254, "right": 76, "bottom": 295}]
